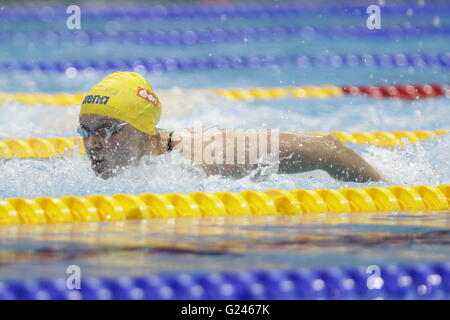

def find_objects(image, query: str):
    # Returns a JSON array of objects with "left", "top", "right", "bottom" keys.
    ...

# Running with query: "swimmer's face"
[{"left": 79, "top": 114, "right": 147, "bottom": 179}]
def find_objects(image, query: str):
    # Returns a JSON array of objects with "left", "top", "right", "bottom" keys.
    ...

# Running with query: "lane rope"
[
  {"left": 1, "top": 83, "right": 449, "bottom": 106},
  {"left": 0, "top": 130, "right": 448, "bottom": 160},
  {"left": 0, "top": 262, "right": 448, "bottom": 299},
  {"left": 2, "top": 3, "right": 450, "bottom": 20},
  {"left": 3, "top": 26, "right": 449, "bottom": 46},
  {"left": 213, "top": 84, "right": 450, "bottom": 101},
  {"left": 0, "top": 185, "right": 449, "bottom": 225},
  {"left": 1, "top": 52, "right": 449, "bottom": 73}
]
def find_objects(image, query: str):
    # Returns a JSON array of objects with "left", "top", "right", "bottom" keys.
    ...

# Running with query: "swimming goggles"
[{"left": 77, "top": 122, "right": 128, "bottom": 139}]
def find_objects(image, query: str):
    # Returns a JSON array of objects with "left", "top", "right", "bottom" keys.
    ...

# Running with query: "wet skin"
[
  {"left": 79, "top": 114, "right": 384, "bottom": 182},
  {"left": 79, "top": 114, "right": 155, "bottom": 179}
]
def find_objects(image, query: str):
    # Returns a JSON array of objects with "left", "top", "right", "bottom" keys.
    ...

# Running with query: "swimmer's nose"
[{"left": 84, "top": 134, "right": 103, "bottom": 151}]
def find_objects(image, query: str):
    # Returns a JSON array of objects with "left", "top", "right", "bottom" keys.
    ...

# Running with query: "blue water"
[
  {"left": 1, "top": 213, "right": 450, "bottom": 280},
  {"left": 0, "top": 1, "right": 449, "bottom": 282}
]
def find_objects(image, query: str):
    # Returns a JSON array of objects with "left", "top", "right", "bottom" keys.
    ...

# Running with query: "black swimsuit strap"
[{"left": 167, "top": 130, "right": 174, "bottom": 152}]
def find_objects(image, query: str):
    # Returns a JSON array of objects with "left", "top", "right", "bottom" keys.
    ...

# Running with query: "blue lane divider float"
[
  {"left": 2, "top": 3, "right": 450, "bottom": 20},
  {"left": 3, "top": 26, "right": 449, "bottom": 46},
  {"left": 1, "top": 263, "right": 449, "bottom": 300},
  {"left": 1, "top": 52, "right": 448, "bottom": 74}
]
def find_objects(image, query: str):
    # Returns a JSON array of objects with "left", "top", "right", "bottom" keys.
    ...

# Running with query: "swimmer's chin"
[
  {"left": 95, "top": 170, "right": 114, "bottom": 180},
  {"left": 93, "top": 165, "right": 128, "bottom": 179},
  {"left": 91, "top": 157, "right": 148, "bottom": 179}
]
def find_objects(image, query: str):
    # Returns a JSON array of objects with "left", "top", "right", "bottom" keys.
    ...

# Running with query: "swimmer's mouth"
[{"left": 90, "top": 158, "right": 105, "bottom": 169}]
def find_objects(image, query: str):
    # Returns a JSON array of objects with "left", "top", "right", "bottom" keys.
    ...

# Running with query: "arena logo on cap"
[
  {"left": 137, "top": 87, "right": 158, "bottom": 105},
  {"left": 82, "top": 95, "right": 110, "bottom": 105}
]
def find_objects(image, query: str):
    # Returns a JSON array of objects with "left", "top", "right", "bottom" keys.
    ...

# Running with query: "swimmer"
[{"left": 78, "top": 72, "right": 384, "bottom": 182}]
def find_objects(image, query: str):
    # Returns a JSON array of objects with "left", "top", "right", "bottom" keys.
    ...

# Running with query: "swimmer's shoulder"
[{"left": 158, "top": 128, "right": 213, "bottom": 152}]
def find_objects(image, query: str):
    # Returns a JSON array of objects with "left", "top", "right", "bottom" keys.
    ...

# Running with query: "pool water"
[
  {"left": 1, "top": 212, "right": 450, "bottom": 280},
  {"left": 0, "top": 1, "right": 449, "bottom": 297}
]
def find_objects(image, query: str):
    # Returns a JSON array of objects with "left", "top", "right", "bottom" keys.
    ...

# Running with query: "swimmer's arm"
[{"left": 278, "top": 132, "right": 384, "bottom": 182}]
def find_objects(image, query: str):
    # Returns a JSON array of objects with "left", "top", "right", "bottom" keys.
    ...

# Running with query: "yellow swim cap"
[{"left": 80, "top": 72, "right": 162, "bottom": 135}]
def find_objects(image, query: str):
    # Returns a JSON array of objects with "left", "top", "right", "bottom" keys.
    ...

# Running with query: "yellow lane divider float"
[
  {"left": 3, "top": 84, "right": 450, "bottom": 105},
  {"left": 0, "top": 130, "right": 448, "bottom": 159},
  {"left": 0, "top": 86, "right": 344, "bottom": 106},
  {"left": 0, "top": 92, "right": 85, "bottom": 106},
  {"left": 0, "top": 137, "right": 83, "bottom": 159},
  {"left": 210, "top": 86, "right": 343, "bottom": 100},
  {"left": 0, "top": 185, "right": 449, "bottom": 225}
]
